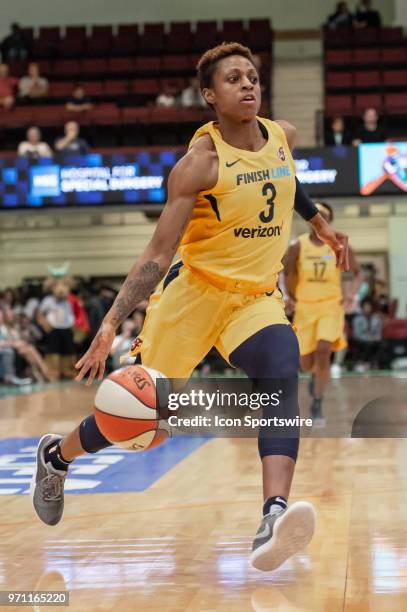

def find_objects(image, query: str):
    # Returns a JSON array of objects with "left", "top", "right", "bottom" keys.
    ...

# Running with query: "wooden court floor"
[{"left": 0, "top": 374, "right": 406, "bottom": 611}]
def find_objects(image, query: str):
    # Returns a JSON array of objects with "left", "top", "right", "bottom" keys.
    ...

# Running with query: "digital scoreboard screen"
[{"left": 0, "top": 151, "right": 178, "bottom": 208}]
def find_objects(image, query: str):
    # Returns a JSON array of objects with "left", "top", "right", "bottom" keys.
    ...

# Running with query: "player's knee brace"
[
  {"left": 230, "top": 324, "right": 300, "bottom": 462},
  {"left": 79, "top": 415, "right": 113, "bottom": 454}
]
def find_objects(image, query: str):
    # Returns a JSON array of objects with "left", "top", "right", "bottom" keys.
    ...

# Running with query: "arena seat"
[
  {"left": 194, "top": 21, "right": 218, "bottom": 51},
  {"left": 381, "top": 47, "right": 407, "bottom": 65},
  {"left": 134, "top": 56, "right": 162, "bottom": 73},
  {"left": 140, "top": 23, "right": 165, "bottom": 53},
  {"left": 354, "top": 71, "right": 381, "bottom": 89},
  {"left": 353, "top": 28, "right": 377, "bottom": 46},
  {"left": 82, "top": 58, "right": 108, "bottom": 75},
  {"left": 108, "top": 57, "right": 134, "bottom": 74},
  {"left": 355, "top": 93, "right": 382, "bottom": 112},
  {"left": 325, "top": 49, "right": 352, "bottom": 66},
  {"left": 82, "top": 81, "right": 104, "bottom": 96},
  {"left": 166, "top": 22, "right": 192, "bottom": 53},
  {"left": 131, "top": 79, "right": 160, "bottom": 96},
  {"left": 104, "top": 80, "right": 129, "bottom": 96},
  {"left": 0, "top": 107, "right": 35, "bottom": 128},
  {"left": 121, "top": 107, "right": 150, "bottom": 123},
  {"left": 38, "top": 26, "right": 61, "bottom": 41},
  {"left": 384, "top": 93, "right": 407, "bottom": 114},
  {"left": 352, "top": 48, "right": 381, "bottom": 66},
  {"left": 325, "top": 94, "right": 354, "bottom": 115},
  {"left": 380, "top": 27, "right": 404, "bottom": 45},
  {"left": 325, "top": 72, "right": 353, "bottom": 89},
  {"left": 382, "top": 70, "right": 407, "bottom": 87},
  {"left": 48, "top": 82, "right": 74, "bottom": 98},
  {"left": 162, "top": 55, "right": 190, "bottom": 72},
  {"left": 33, "top": 105, "right": 64, "bottom": 127},
  {"left": 383, "top": 319, "right": 407, "bottom": 340},
  {"left": 219, "top": 20, "right": 247, "bottom": 45},
  {"left": 85, "top": 26, "right": 113, "bottom": 57},
  {"left": 92, "top": 103, "right": 120, "bottom": 124},
  {"left": 53, "top": 59, "right": 81, "bottom": 77},
  {"left": 247, "top": 19, "right": 272, "bottom": 50}
]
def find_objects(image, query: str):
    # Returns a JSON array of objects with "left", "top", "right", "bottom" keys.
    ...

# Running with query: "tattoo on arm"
[{"left": 109, "top": 261, "right": 166, "bottom": 328}]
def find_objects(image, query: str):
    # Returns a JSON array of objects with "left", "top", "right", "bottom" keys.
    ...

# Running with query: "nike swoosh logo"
[
  {"left": 226, "top": 159, "right": 241, "bottom": 167},
  {"left": 254, "top": 522, "right": 271, "bottom": 540}
]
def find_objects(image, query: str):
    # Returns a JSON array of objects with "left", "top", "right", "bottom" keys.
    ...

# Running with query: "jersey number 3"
[{"left": 259, "top": 182, "right": 276, "bottom": 223}]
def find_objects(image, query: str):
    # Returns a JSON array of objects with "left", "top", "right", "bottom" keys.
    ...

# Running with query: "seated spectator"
[
  {"left": 325, "top": 116, "right": 351, "bottom": 146},
  {"left": 1, "top": 306, "right": 50, "bottom": 382},
  {"left": 156, "top": 83, "right": 177, "bottom": 108},
  {"left": 0, "top": 307, "right": 32, "bottom": 385},
  {"left": 352, "top": 298, "right": 382, "bottom": 371},
  {"left": 0, "top": 23, "right": 29, "bottom": 62},
  {"left": 325, "top": 2, "right": 354, "bottom": 29},
  {"left": 18, "top": 62, "right": 49, "bottom": 100},
  {"left": 352, "top": 108, "right": 387, "bottom": 145},
  {"left": 18, "top": 126, "right": 53, "bottom": 159},
  {"left": 55, "top": 121, "right": 89, "bottom": 156},
  {"left": 0, "top": 63, "right": 17, "bottom": 109},
  {"left": 181, "top": 77, "right": 206, "bottom": 108},
  {"left": 110, "top": 319, "right": 137, "bottom": 370},
  {"left": 65, "top": 85, "right": 93, "bottom": 113},
  {"left": 354, "top": 0, "right": 381, "bottom": 28}
]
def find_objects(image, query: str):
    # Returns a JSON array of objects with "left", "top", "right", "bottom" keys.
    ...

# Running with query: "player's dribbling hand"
[{"left": 75, "top": 322, "right": 116, "bottom": 385}]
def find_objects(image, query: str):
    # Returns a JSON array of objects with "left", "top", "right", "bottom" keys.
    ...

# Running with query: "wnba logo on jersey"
[{"left": 278, "top": 147, "right": 286, "bottom": 161}]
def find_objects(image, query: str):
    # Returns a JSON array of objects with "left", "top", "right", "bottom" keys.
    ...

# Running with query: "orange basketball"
[{"left": 94, "top": 365, "right": 171, "bottom": 451}]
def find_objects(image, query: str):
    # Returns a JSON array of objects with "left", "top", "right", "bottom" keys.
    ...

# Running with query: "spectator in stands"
[
  {"left": 352, "top": 108, "right": 387, "bottom": 145},
  {"left": 352, "top": 298, "right": 382, "bottom": 371},
  {"left": 18, "top": 126, "right": 53, "bottom": 159},
  {"left": 156, "top": 83, "right": 177, "bottom": 108},
  {"left": 110, "top": 319, "right": 137, "bottom": 370},
  {"left": 325, "top": 116, "right": 351, "bottom": 146},
  {"left": 55, "top": 121, "right": 89, "bottom": 156},
  {"left": 0, "top": 23, "right": 29, "bottom": 62},
  {"left": 181, "top": 77, "right": 206, "bottom": 108},
  {"left": 65, "top": 85, "right": 94, "bottom": 113},
  {"left": 354, "top": 0, "right": 382, "bottom": 28},
  {"left": 0, "top": 63, "right": 17, "bottom": 109},
  {"left": 325, "top": 2, "right": 354, "bottom": 29},
  {"left": 1, "top": 306, "right": 50, "bottom": 382},
  {"left": 18, "top": 62, "right": 49, "bottom": 101}
]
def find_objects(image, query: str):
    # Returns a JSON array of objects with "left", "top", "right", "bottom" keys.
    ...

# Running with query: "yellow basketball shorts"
[
  {"left": 293, "top": 299, "right": 347, "bottom": 356},
  {"left": 133, "top": 263, "right": 290, "bottom": 379}
]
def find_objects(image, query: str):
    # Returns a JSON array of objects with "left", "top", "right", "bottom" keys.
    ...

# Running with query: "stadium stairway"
[{"left": 272, "top": 58, "right": 323, "bottom": 147}]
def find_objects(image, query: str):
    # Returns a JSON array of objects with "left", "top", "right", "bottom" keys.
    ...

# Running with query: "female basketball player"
[
  {"left": 31, "top": 43, "right": 349, "bottom": 572},
  {"left": 284, "top": 202, "right": 360, "bottom": 422}
]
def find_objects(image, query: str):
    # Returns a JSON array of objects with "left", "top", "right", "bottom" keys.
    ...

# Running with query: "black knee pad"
[{"left": 79, "top": 415, "right": 113, "bottom": 454}]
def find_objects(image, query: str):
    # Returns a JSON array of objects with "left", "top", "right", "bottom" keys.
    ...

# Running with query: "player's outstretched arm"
[
  {"left": 308, "top": 214, "right": 350, "bottom": 271},
  {"left": 75, "top": 142, "right": 217, "bottom": 385},
  {"left": 283, "top": 240, "right": 300, "bottom": 302}
]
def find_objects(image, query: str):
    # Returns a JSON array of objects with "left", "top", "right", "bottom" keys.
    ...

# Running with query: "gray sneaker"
[
  {"left": 30, "top": 434, "right": 67, "bottom": 526},
  {"left": 250, "top": 501, "right": 316, "bottom": 571}
]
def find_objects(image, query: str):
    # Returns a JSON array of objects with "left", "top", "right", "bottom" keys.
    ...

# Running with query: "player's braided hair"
[{"left": 197, "top": 42, "right": 255, "bottom": 91}]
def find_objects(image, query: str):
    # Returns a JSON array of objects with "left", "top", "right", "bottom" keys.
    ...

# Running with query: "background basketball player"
[{"left": 284, "top": 202, "right": 360, "bottom": 422}]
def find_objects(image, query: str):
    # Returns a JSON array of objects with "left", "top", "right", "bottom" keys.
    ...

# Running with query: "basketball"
[{"left": 94, "top": 365, "right": 171, "bottom": 451}]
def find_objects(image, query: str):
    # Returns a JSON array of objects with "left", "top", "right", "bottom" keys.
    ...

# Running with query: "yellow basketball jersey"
[
  {"left": 295, "top": 233, "right": 342, "bottom": 303},
  {"left": 178, "top": 117, "right": 296, "bottom": 294}
]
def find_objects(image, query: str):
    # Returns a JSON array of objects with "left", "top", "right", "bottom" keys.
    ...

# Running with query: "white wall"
[
  {"left": 389, "top": 217, "right": 407, "bottom": 317},
  {"left": 394, "top": 0, "right": 407, "bottom": 26},
  {"left": 0, "top": 0, "right": 395, "bottom": 39},
  {"left": 0, "top": 200, "right": 402, "bottom": 288}
]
